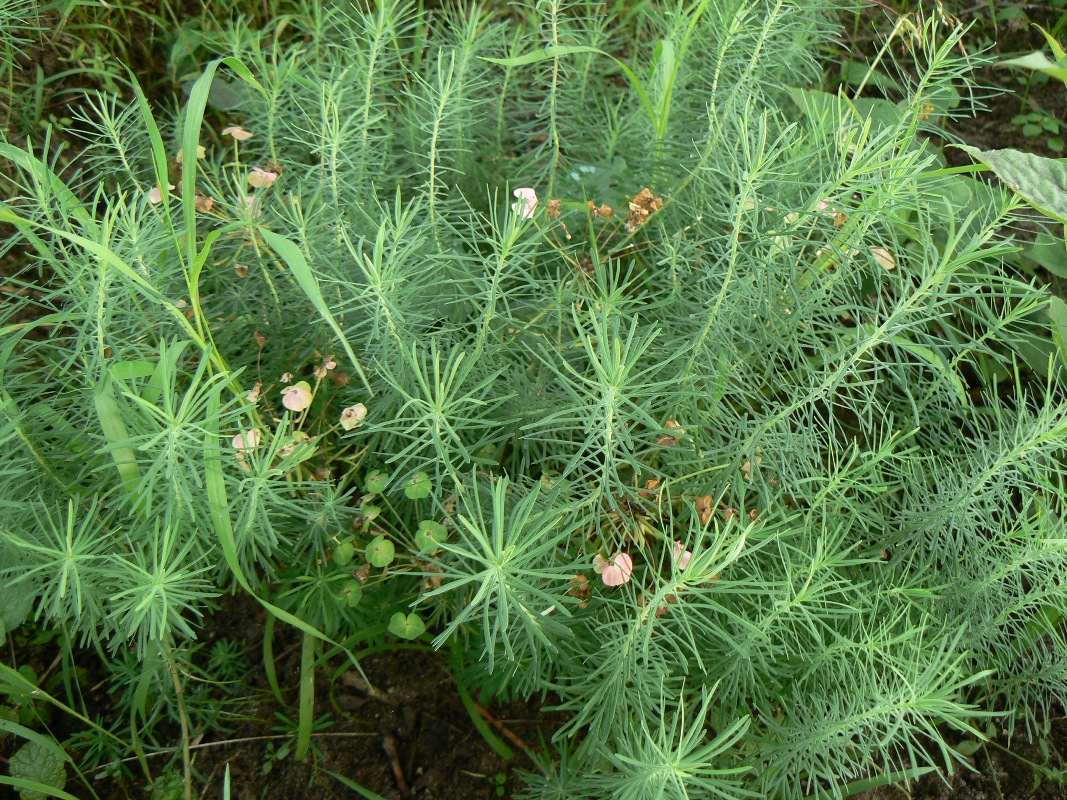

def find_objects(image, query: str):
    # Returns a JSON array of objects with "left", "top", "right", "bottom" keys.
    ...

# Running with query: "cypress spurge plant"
[{"left": 3, "top": 1, "right": 1067, "bottom": 798}]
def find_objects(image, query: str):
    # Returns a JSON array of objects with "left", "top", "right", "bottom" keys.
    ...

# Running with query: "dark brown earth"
[
  {"left": 186, "top": 634, "right": 564, "bottom": 800},
  {"left": 0, "top": 591, "right": 569, "bottom": 800}
]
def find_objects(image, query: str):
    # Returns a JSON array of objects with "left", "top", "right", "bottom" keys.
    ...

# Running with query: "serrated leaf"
[
  {"left": 9, "top": 741, "right": 66, "bottom": 800},
  {"left": 960, "top": 145, "right": 1067, "bottom": 222}
]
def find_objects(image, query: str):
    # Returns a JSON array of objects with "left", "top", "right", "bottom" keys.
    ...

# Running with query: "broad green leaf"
[
  {"left": 93, "top": 380, "right": 145, "bottom": 510},
  {"left": 1036, "top": 24, "right": 1067, "bottom": 62},
  {"left": 364, "top": 470, "right": 388, "bottom": 494},
  {"left": 415, "top": 520, "right": 447, "bottom": 552},
  {"left": 1024, "top": 229, "right": 1067, "bottom": 278},
  {"left": 0, "top": 721, "right": 70, "bottom": 766},
  {"left": 789, "top": 87, "right": 904, "bottom": 132},
  {"left": 404, "top": 472, "right": 431, "bottom": 500},
  {"left": 960, "top": 145, "right": 1067, "bottom": 222},
  {"left": 1048, "top": 295, "right": 1067, "bottom": 369},
  {"left": 334, "top": 540, "right": 355, "bottom": 566},
  {"left": 954, "top": 739, "right": 983, "bottom": 756},
  {"left": 1000, "top": 51, "right": 1067, "bottom": 84},
  {"left": 838, "top": 59, "right": 903, "bottom": 92},
  {"left": 339, "top": 579, "right": 363, "bottom": 608},
  {"left": 0, "top": 581, "right": 34, "bottom": 640}
]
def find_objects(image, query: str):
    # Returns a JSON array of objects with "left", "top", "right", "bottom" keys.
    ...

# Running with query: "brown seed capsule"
[
  {"left": 638, "top": 478, "right": 661, "bottom": 499},
  {"left": 695, "top": 495, "right": 713, "bottom": 526}
]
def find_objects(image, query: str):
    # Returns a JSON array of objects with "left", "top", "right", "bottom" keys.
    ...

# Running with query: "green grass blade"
[
  {"left": 0, "top": 778, "right": 81, "bottom": 800},
  {"left": 0, "top": 719, "right": 72, "bottom": 763},
  {"left": 262, "top": 612, "right": 287, "bottom": 707},
  {"left": 180, "top": 58, "right": 265, "bottom": 268},
  {"left": 323, "top": 770, "right": 391, "bottom": 800},
  {"left": 448, "top": 647, "right": 514, "bottom": 761},
  {"left": 93, "top": 378, "right": 144, "bottom": 510},
  {"left": 803, "top": 766, "right": 938, "bottom": 798},
  {"left": 0, "top": 143, "right": 97, "bottom": 235}
]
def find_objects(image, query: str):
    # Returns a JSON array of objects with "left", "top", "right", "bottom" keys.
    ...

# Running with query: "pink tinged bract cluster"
[
  {"left": 282, "top": 381, "right": 313, "bottom": 412},
  {"left": 148, "top": 184, "right": 175, "bottom": 204},
  {"left": 339, "top": 403, "right": 368, "bottom": 431},
  {"left": 231, "top": 428, "right": 261, "bottom": 451},
  {"left": 222, "top": 125, "right": 253, "bottom": 141},
  {"left": 593, "top": 552, "right": 633, "bottom": 587},
  {"left": 512, "top": 187, "right": 538, "bottom": 219},
  {"left": 248, "top": 167, "right": 278, "bottom": 188},
  {"left": 673, "top": 540, "right": 693, "bottom": 571}
]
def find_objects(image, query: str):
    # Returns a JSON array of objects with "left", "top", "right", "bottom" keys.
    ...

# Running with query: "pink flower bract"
[
  {"left": 512, "top": 187, "right": 538, "bottom": 219},
  {"left": 281, "top": 381, "right": 313, "bottom": 412},
  {"left": 248, "top": 167, "right": 278, "bottom": 188},
  {"left": 148, "top": 184, "right": 175, "bottom": 204},
  {"left": 231, "top": 429, "right": 261, "bottom": 451},
  {"left": 594, "top": 552, "right": 633, "bottom": 587},
  {"left": 340, "top": 403, "right": 368, "bottom": 431},
  {"left": 673, "top": 540, "right": 692, "bottom": 571},
  {"left": 222, "top": 125, "right": 253, "bottom": 141}
]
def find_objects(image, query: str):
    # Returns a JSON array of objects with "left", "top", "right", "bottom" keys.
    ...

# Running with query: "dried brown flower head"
[{"left": 625, "top": 188, "right": 663, "bottom": 232}]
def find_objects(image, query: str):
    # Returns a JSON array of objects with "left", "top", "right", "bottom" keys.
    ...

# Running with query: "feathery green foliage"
[{"left": 3, "top": 0, "right": 1067, "bottom": 797}]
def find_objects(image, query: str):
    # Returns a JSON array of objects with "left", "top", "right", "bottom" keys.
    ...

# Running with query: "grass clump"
[{"left": 3, "top": 1, "right": 1067, "bottom": 798}]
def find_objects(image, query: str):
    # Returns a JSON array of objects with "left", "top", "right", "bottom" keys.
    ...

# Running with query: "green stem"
[{"left": 161, "top": 637, "right": 193, "bottom": 800}]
